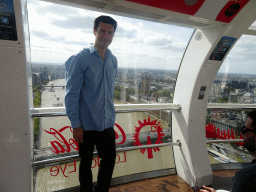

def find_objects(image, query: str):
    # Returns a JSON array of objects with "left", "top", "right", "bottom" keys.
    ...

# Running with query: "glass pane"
[
  {"left": 34, "top": 116, "right": 74, "bottom": 161},
  {"left": 34, "top": 146, "right": 175, "bottom": 191},
  {"left": 33, "top": 111, "right": 172, "bottom": 159},
  {"left": 206, "top": 109, "right": 254, "bottom": 165},
  {"left": 33, "top": 111, "right": 174, "bottom": 191},
  {"left": 33, "top": 161, "right": 79, "bottom": 191},
  {"left": 28, "top": 0, "right": 193, "bottom": 190},
  {"left": 209, "top": 35, "right": 256, "bottom": 104},
  {"left": 27, "top": 0, "right": 194, "bottom": 108}
]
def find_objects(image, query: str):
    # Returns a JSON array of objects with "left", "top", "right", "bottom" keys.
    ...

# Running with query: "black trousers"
[{"left": 78, "top": 127, "right": 116, "bottom": 192}]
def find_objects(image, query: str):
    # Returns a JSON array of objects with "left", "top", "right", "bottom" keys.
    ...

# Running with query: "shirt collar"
[
  {"left": 87, "top": 43, "right": 110, "bottom": 56},
  {"left": 88, "top": 43, "right": 97, "bottom": 54}
]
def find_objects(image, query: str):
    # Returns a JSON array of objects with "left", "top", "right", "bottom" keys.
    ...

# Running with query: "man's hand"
[
  {"left": 73, "top": 127, "right": 83, "bottom": 144},
  {"left": 196, "top": 185, "right": 216, "bottom": 192}
]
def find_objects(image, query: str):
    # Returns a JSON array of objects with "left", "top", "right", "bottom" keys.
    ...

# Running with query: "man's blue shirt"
[{"left": 65, "top": 44, "right": 117, "bottom": 131}]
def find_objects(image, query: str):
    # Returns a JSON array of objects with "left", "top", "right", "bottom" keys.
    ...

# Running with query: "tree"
[
  {"left": 228, "top": 87, "right": 235, "bottom": 92},
  {"left": 114, "top": 90, "right": 120, "bottom": 100},
  {"left": 218, "top": 99, "right": 228, "bottom": 103},
  {"left": 161, "top": 90, "right": 171, "bottom": 97}
]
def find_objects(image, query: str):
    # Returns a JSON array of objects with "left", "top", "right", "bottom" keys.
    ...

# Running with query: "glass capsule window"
[
  {"left": 27, "top": 0, "right": 194, "bottom": 191},
  {"left": 206, "top": 34, "right": 256, "bottom": 165},
  {"left": 27, "top": 0, "right": 194, "bottom": 108},
  {"left": 208, "top": 35, "right": 256, "bottom": 104}
]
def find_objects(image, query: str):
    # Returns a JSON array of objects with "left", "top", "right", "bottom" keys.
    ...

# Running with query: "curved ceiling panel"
[
  {"left": 125, "top": 0, "right": 250, "bottom": 23},
  {"left": 125, "top": 0, "right": 206, "bottom": 15}
]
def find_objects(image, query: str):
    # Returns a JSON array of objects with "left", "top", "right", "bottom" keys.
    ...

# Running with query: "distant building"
[
  {"left": 212, "top": 84, "right": 221, "bottom": 95},
  {"left": 39, "top": 67, "right": 49, "bottom": 82},
  {"left": 158, "top": 97, "right": 167, "bottom": 103},
  {"left": 231, "top": 80, "right": 239, "bottom": 89},
  {"left": 32, "top": 73, "right": 41, "bottom": 88},
  {"left": 141, "top": 71, "right": 151, "bottom": 96},
  {"left": 229, "top": 92, "right": 245, "bottom": 103},
  {"left": 229, "top": 93, "right": 237, "bottom": 103},
  {"left": 231, "top": 80, "right": 248, "bottom": 89}
]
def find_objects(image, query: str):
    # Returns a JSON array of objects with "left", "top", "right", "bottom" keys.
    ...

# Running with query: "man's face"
[
  {"left": 93, "top": 22, "right": 115, "bottom": 49},
  {"left": 243, "top": 117, "right": 256, "bottom": 153}
]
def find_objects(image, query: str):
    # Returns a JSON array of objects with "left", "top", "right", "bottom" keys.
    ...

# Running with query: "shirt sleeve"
[
  {"left": 65, "top": 55, "right": 84, "bottom": 129},
  {"left": 114, "top": 56, "right": 118, "bottom": 80}
]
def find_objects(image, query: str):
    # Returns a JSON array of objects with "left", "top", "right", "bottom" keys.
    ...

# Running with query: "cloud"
[
  {"left": 228, "top": 37, "right": 256, "bottom": 62},
  {"left": 115, "top": 28, "right": 137, "bottom": 39},
  {"left": 142, "top": 34, "right": 187, "bottom": 52},
  {"left": 30, "top": 31, "right": 51, "bottom": 39},
  {"left": 31, "top": 0, "right": 80, "bottom": 16},
  {"left": 26, "top": 0, "right": 193, "bottom": 70},
  {"left": 50, "top": 15, "right": 95, "bottom": 30}
]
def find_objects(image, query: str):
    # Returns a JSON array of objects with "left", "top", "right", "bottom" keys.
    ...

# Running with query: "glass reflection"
[
  {"left": 206, "top": 109, "right": 254, "bottom": 164},
  {"left": 33, "top": 111, "right": 172, "bottom": 162},
  {"left": 209, "top": 35, "right": 256, "bottom": 104}
]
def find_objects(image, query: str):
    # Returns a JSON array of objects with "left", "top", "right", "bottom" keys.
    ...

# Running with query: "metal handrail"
[
  {"left": 207, "top": 103, "right": 256, "bottom": 109},
  {"left": 32, "top": 142, "right": 181, "bottom": 167},
  {"left": 32, "top": 139, "right": 245, "bottom": 167},
  {"left": 30, "top": 103, "right": 256, "bottom": 117},
  {"left": 31, "top": 108, "right": 175, "bottom": 117},
  {"left": 30, "top": 104, "right": 180, "bottom": 117},
  {"left": 206, "top": 139, "right": 243, "bottom": 143}
]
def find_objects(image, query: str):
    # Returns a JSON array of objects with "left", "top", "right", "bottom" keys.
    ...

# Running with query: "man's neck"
[{"left": 93, "top": 43, "right": 107, "bottom": 58}]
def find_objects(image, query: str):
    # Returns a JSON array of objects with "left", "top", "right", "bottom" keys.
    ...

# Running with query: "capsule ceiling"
[{"left": 44, "top": 0, "right": 251, "bottom": 28}]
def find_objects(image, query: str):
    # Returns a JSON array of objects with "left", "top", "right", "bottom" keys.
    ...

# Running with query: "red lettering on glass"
[
  {"left": 44, "top": 126, "right": 79, "bottom": 154},
  {"left": 115, "top": 154, "right": 120, "bottom": 164},
  {"left": 59, "top": 164, "right": 68, "bottom": 177},
  {"left": 68, "top": 160, "right": 77, "bottom": 174},
  {"left": 120, "top": 151, "right": 126, "bottom": 163},
  {"left": 69, "top": 138, "right": 79, "bottom": 151},
  {"left": 49, "top": 160, "right": 77, "bottom": 177},
  {"left": 132, "top": 117, "right": 165, "bottom": 159},
  {"left": 97, "top": 156, "right": 100, "bottom": 167},
  {"left": 91, "top": 159, "right": 97, "bottom": 168},
  {"left": 50, "top": 166, "right": 59, "bottom": 176},
  {"left": 114, "top": 123, "right": 126, "bottom": 145}
]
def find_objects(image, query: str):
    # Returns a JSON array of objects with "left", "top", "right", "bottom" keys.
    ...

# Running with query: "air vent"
[
  {"left": 195, "top": 32, "right": 203, "bottom": 41},
  {"left": 111, "top": 6, "right": 165, "bottom": 19},
  {"left": 166, "top": 18, "right": 211, "bottom": 28},
  {"left": 66, "top": 0, "right": 107, "bottom": 9}
]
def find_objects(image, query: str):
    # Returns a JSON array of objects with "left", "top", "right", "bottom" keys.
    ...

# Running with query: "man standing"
[
  {"left": 65, "top": 15, "right": 118, "bottom": 192},
  {"left": 197, "top": 110, "right": 256, "bottom": 192}
]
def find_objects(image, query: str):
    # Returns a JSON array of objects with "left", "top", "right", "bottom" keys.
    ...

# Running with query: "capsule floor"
[{"left": 109, "top": 169, "right": 238, "bottom": 192}]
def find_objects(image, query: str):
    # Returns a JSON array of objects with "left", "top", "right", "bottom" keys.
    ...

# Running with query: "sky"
[{"left": 27, "top": 0, "right": 256, "bottom": 74}]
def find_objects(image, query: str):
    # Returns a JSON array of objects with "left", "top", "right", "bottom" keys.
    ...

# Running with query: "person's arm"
[
  {"left": 65, "top": 56, "right": 84, "bottom": 142},
  {"left": 196, "top": 185, "right": 216, "bottom": 192}
]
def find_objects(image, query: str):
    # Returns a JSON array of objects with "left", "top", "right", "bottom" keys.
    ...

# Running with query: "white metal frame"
[
  {"left": 0, "top": 0, "right": 32, "bottom": 191},
  {"left": 172, "top": 1, "right": 256, "bottom": 187}
]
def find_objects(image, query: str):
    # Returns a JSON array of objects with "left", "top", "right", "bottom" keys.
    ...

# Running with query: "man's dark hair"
[
  {"left": 247, "top": 109, "right": 256, "bottom": 129},
  {"left": 94, "top": 15, "right": 117, "bottom": 32}
]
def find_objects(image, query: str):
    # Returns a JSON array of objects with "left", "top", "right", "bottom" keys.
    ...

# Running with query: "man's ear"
[{"left": 93, "top": 28, "right": 96, "bottom": 35}]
